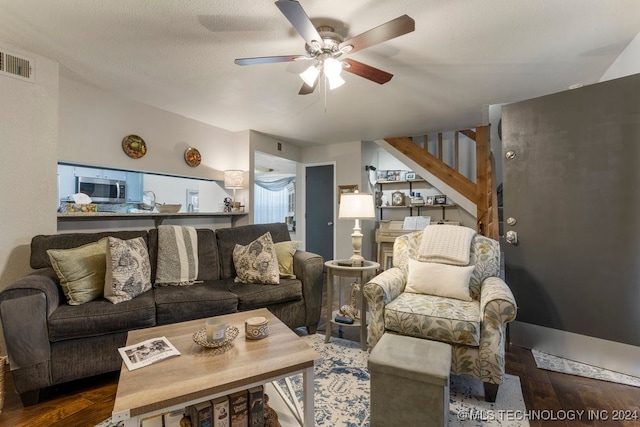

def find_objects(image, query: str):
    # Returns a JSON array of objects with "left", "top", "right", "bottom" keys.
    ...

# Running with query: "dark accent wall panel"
[{"left": 502, "top": 73, "right": 640, "bottom": 347}]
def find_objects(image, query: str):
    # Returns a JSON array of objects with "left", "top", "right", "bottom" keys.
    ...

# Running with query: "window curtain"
[
  {"left": 255, "top": 177, "right": 294, "bottom": 191},
  {"left": 254, "top": 178, "right": 294, "bottom": 224}
]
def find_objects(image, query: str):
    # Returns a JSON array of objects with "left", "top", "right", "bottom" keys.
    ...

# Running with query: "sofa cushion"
[
  {"left": 104, "top": 237, "right": 152, "bottom": 304},
  {"left": 233, "top": 232, "right": 279, "bottom": 285},
  {"left": 154, "top": 281, "right": 238, "bottom": 325},
  {"left": 47, "top": 290, "right": 156, "bottom": 342},
  {"left": 148, "top": 228, "right": 220, "bottom": 282},
  {"left": 31, "top": 231, "right": 148, "bottom": 270},
  {"left": 384, "top": 292, "right": 481, "bottom": 346},
  {"left": 47, "top": 238, "right": 108, "bottom": 305},
  {"left": 216, "top": 223, "right": 291, "bottom": 279},
  {"left": 225, "top": 278, "right": 303, "bottom": 311}
]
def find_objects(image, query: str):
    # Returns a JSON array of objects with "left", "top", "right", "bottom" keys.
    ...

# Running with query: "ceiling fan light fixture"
[
  {"left": 327, "top": 73, "right": 345, "bottom": 90},
  {"left": 323, "top": 57, "right": 342, "bottom": 78},
  {"left": 235, "top": 2, "right": 415, "bottom": 96},
  {"left": 323, "top": 57, "right": 345, "bottom": 90},
  {"left": 300, "top": 64, "right": 320, "bottom": 86}
]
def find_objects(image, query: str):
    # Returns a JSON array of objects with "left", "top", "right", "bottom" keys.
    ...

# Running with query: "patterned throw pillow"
[
  {"left": 274, "top": 241, "right": 301, "bottom": 279},
  {"left": 47, "top": 238, "right": 108, "bottom": 305},
  {"left": 104, "top": 237, "right": 152, "bottom": 304},
  {"left": 233, "top": 232, "right": 280, "bottom": 285}
]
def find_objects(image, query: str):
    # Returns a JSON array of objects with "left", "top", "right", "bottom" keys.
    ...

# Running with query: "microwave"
[{"left": 76, "top": 176, "right": 126, "bottom": 203}]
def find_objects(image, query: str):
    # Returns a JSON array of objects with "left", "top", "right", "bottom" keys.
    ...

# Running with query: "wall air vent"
[{"left": 0, "top": 49, "right": 34, "bottom": 82}]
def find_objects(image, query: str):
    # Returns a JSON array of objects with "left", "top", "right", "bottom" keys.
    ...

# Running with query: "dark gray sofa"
[{"left": 0, "top": 223, "right": 324, "bottom": 406}]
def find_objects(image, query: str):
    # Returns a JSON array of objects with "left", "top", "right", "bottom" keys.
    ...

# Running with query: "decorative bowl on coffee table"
[{"left": 193, "top": 325, "right": 239, "bottom": 349}]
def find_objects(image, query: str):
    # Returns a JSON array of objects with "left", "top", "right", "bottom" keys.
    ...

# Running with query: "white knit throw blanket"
[
  {"left": 418, "top": 224, "right": 476, "bottom": 266},
  {"left": 155, "top": 225, "right": 199, "bottom": 285}
]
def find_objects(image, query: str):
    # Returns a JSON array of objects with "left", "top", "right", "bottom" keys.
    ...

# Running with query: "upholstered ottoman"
[{"left": 368, "top": 334, "right": 451, "bottom": 427}]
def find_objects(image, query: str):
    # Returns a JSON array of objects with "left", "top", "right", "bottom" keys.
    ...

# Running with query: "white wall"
[
  {"left": 300, "top": 141, "right": 364, "bottom": 261},
  {"left": 0, "top": 61, "right": 251, "bottom": 292},
  {"left": 600, "top": 32, "right": 640, "bottom": 81},
  {"left": 58, "top": 77, "right": 251, "bottom": 218},
  {"left": 0, "top": 44, "right": 59, "bottom": 354},
  {"left": 59, "top": 76, "right": 250, "bottom": 182},
  {"left": 0, "top": 44, "right": 59, "bottom": 289}
]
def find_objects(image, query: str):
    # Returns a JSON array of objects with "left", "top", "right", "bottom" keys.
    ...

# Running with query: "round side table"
[{"left": 324, "top": 259, "right": 380, "bottom": 350}]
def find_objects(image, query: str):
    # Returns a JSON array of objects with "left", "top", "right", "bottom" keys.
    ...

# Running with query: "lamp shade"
[
  {"left": 300, "top": 64, "right": 320, "bottom": 86},
  {"left": 339, "top": 191, "right": 375, "bottom": 219},
  {"left": 224, "top": 170, "right": 244, "bottom": 189}
]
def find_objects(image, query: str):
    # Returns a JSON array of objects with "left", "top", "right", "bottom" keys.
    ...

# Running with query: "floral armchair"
[{"left": 363, "top": 229, "right": 517, "bottom": 402}]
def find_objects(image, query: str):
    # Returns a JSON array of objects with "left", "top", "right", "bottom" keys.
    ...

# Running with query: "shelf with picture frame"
[{"left": 376, "top": 174, "right": 454, "bottom": 220}]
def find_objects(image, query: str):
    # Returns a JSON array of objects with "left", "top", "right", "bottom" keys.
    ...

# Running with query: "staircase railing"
[{"left": 384, "top": 125, "right": 499, "bottom": 239}]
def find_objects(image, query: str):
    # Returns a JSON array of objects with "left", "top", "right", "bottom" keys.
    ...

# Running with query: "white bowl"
[{"left": 156, "top": 204, "right": 181, "bottom": 213}]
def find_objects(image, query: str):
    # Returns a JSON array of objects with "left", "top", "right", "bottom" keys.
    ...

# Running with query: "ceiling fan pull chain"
[{"left": 324, "top": 75, "right": 328, "bottom": 114}]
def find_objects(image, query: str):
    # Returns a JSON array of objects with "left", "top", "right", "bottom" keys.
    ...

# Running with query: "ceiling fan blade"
[
  {"left": 275, "top": 0, "right": 323, "bottom": 47},
  {"left": 342, "top": 58, "right": 393, "bottom": 85},
  {"left": 339, "top": 14, "right": 415, "bottom": 54},
  {"left": 235, "top": 55, "right": 308, "bottom": 66},
  {"left": 298, "top": 79, "right": 318, "bottom": 95}
]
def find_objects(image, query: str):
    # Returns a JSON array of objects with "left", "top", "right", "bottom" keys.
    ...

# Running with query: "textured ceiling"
[{"left": 1, "top": 0, "right": 639, "bottom": 147}]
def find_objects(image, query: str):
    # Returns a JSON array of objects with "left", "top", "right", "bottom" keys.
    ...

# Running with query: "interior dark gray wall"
[{"left": 502, "top": 73, "right": 640, "bottom": 347}]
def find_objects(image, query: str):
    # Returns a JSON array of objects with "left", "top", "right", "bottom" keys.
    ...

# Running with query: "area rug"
[
  {"left": 275, "top": 334, "right": 529, "bottom": 427},
  {"left": 96, "top": 334, "right": 529, "bottom": 427},
  {"left": 532, "top": 349, "right": 640, "bottom": 388}
]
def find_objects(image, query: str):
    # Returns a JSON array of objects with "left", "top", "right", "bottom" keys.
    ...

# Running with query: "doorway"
[
  {"left": 305, "top": 164, "right": 334, "bottom": 262},
  {"left": 253, "top": 151, "right": 297, "bottom": 226}
]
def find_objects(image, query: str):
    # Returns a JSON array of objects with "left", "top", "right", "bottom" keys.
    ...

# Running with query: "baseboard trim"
[{"left": 510, "top": 321, "right": 640, "bottom": 378}]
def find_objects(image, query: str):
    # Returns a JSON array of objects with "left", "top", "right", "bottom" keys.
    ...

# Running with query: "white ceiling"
[{"left": 1, "top": 1, "right": 639, "bottom": 147}]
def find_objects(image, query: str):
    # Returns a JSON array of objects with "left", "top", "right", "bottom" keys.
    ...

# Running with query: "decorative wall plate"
[
  {"left": 122, "top": 135, "right": 147, "bottom": 159},
  {"left": 184, "top": 147, "right": 201, "bottom": 167}
]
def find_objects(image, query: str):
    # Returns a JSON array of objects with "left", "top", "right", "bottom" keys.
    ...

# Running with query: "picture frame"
[
  {"left": 376, "top": 170, "right": 388, "bottom": 181},
  {"left": 386, "top": 170, "right": 401, "bottom": 181},
  {"left": 338, "top": 184, "right": 358, "bottom": 203},
  {"left": 405, "top": 172, "right": 416, "bottom": 181},
  {"left": 426, "top": 196, "right": 435, "bottom": 205},
  {"left": 434, "top": 194, "right": 447, "bottom": 205}
]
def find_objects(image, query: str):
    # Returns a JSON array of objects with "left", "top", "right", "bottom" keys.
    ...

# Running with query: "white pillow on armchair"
[{"left": 404, "top": 258, "right": 475, "bottom": 301}]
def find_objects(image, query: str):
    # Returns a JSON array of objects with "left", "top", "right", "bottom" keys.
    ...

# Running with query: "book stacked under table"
[{"left": 139, "top": 385, "right": 266, "bottom": 427}]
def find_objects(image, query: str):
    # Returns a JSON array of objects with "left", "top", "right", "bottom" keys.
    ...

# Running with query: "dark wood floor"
[
  {"left": 2, "top": 341, "right": 639, "bottom": 427},
  {"left": 2, "top": 284, "right": 639, "bottom": 427}
]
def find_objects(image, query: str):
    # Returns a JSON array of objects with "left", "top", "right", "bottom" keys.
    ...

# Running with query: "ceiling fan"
[{"left": 234, "top": 0, "right": 415, "bottom": 95}]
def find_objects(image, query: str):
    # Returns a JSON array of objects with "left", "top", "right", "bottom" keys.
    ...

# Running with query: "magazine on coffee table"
[{"left": 118, "top": 336, "right": 181, "bottom": 371}]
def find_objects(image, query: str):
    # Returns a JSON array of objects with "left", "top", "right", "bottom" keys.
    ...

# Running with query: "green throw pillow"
[
  {"left": 47, "top": 238, "right": 108, "bottom": 305},
  {"left": 274, "top": 241, "right": 300, "bottom": 279}
]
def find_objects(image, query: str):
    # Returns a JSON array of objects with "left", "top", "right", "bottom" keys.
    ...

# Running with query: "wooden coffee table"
[{"left": 112, "top": 308, "right": 319, "bottom": 426}]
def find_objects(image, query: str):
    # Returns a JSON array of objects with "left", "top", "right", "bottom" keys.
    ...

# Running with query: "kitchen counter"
[{"left": 58, "top": 211, "right": 248, "bottom": 227}]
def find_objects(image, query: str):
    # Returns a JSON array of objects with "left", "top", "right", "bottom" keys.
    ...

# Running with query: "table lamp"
[
  {"left": 338, "top": 191, "right": 376, "bottom": 266},
  {"left": 224, "top": 170, "right": 244, "bottom": 209}
]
